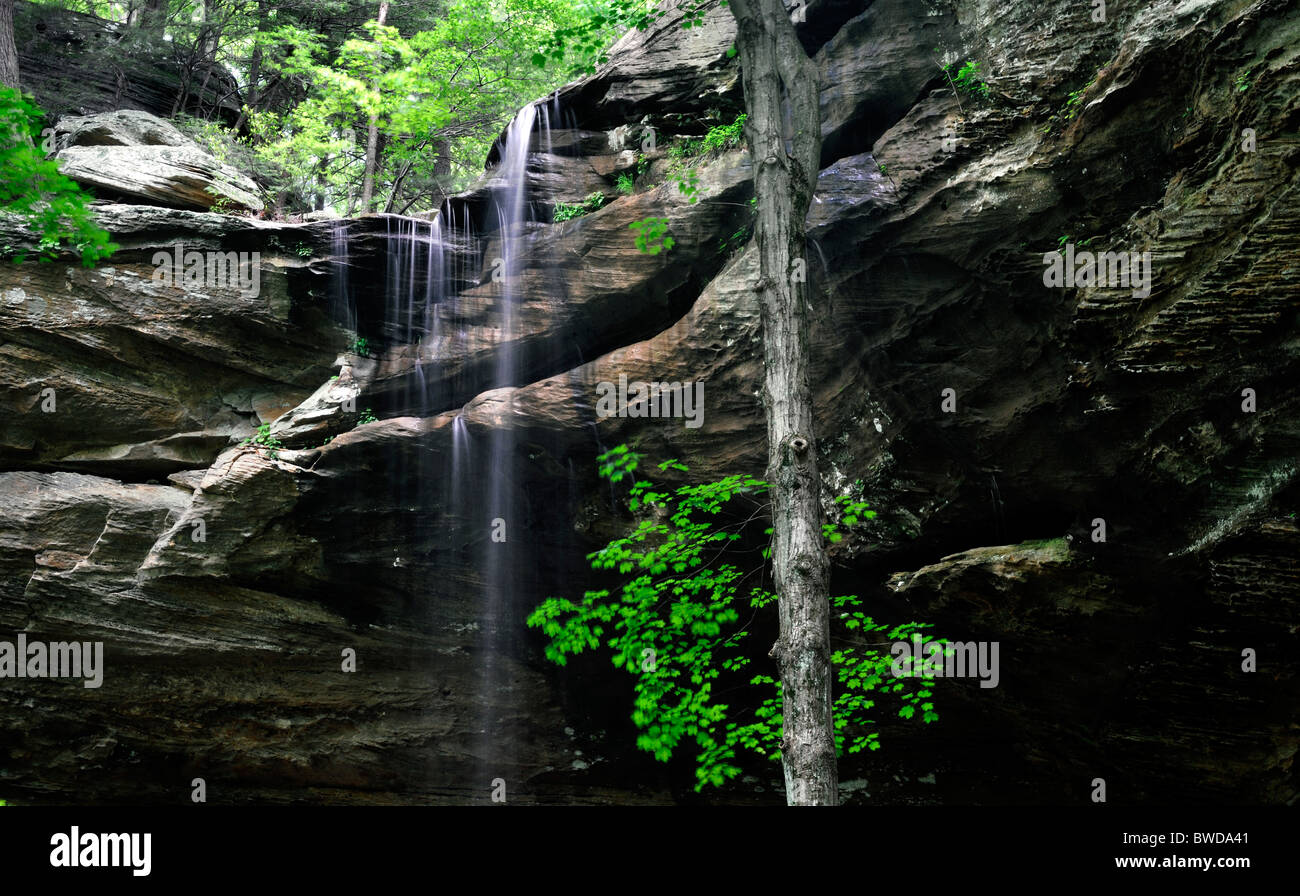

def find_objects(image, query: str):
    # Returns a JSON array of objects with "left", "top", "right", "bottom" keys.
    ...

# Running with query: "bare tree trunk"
[
  {"left": 729, "top": 0, "right": 834, "bottom": 806},
  {"left": 359, "top": 0, "right": 390, "bottom": 215},
  {"left": 0, "top": 0, "right": 21, "bottom": 90},
  {"left": 135, "top": 0, "right": 168, "bottom": 31},
  {"left": 233, "top": 0, "right": 269, "bottom": 134}
]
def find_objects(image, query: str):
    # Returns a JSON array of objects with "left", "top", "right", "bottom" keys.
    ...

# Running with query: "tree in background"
[
  {"left": 11, "top": 0, "right": 586, "bottom": 215},
  {"left": 0, "top": 0, "right": 19, "bottom": 89},
  {"left": 239, "top": 0, "right": 599, "bottom": 214}
]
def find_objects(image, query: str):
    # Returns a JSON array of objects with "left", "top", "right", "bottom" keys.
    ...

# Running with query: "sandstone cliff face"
[{"left": 0, "top": 0, "right": 1295, "bottom": 804}]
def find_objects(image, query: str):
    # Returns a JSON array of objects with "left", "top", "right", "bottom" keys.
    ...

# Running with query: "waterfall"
[
  {"left": 475, "top": 101, "right": 542, "bottom": 785},
  {"left": 332, "top": 98, "right": 553, "bottom": 797},
  {"left": 329, "top": 220, "right": 356, "bottom": 334}
]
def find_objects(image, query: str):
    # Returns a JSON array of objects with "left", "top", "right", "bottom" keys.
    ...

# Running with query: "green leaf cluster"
[
  {"left": 628, "top": 216, "right": 673, "bottom": 254},
  {"left": 241, "top": 423, "right": 285, "bottom": 460},
  {"left": 528, "top": 446, "right": 945, "bottom": 792},
  {"left": 532, "top": 0, "right": 715, "bottom": 75},
  {"left": 0, "top": 88, "right": 117, "bottom": 267},
  {"left": 553, "top": 190, "right": 607, "bottom": 222},
  {"left": 947, "top": 60, "right": 990, "bottom": 97},
  {"left": 671, "top": 113, "right": 748, "bottom": 159}
]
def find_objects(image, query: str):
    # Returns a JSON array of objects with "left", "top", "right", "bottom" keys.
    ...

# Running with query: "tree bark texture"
[{"left": 728, "top": 0, "right": 835, "bottom": 806}]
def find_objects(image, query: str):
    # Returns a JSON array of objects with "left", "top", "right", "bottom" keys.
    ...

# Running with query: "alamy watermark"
[
  {"left": 152, "top": 243, "right": 261, "bottom": 298},
  {"left": 595, "top": 374, "right": 705, "bottom": 429},
  {"left": 0, "top": 635, "right": 104, "bottom": 688},
  {"left": 891, "top": 634, "right": 999, "bottom": 688},
  {"left": 1042, "top": 242, "right": 1151, "bottom": 298},
  {"left": 50, "top": 827, "right": 150, "bottom": 877}
]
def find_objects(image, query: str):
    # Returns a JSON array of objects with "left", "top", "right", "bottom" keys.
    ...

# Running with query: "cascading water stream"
[
  {"left": 336, "top": 99, "right": 556, "bottom": 795},
  {"left": 473, "top": 101, "right": 541, "bottom": 781}
]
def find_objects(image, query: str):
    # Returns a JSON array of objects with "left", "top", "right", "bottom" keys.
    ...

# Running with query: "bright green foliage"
[
  {"left": 553, "top": 191, "right": 607, "bottom": 222},
  {"left": 248, "top": 0, "right": 601, "bottom": 213},
  {"left": 669, "top": 113, "right": 748, "bottom": 161},
  {"left": 0, "top": 88, "right": 117, "bottom": 267},
  {"left": 356, "top": 408, "right": 378, "bottom": 426},
  {"left": 628, "top": 216, "right": 674, "bottom": 254},
  {"left": 732, "top": 595, "right": 941, "bottom": 761},
  {"left": 349, "top": 336, "right": 371, "bottom": 357},
  {"left": 533, "top": 0, "right": 715, "bottom": 75},
  {"left": 241, "top": 423, "right": 285, "bottom": 460},
  {"left": 615, "top": 172, "right": 635, "bottom": 195},
  {"left": 948, "top": 60, "right": 990, "bottom": 97},
  {"left": 1061, "top": 88, "right": 1087, "bottom": 120},
  {"left": 701, "top": 113, "right": 747, "bottom": 154},
  {"left": 659, "top": 113, "right": 747, "bottom": 207},
  {"left": 673, "top": 167, "right": 700, "bottom": 204},
  {"left": 528, "top": 446, "right": 945, "bottom": 791},
  {"left": 823, "top": 492, "right": 877, "bottom": 543}
]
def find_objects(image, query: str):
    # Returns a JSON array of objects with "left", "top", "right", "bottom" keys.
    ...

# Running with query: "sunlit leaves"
[
  {"left": 0, "top": 89, "right": 117, "bottom": 267},
  {"left": 250, "top": 0, "right": 600, "bottom": 211},
  {"left": 628, "top": 216, "right": 674, "bottom": 254},
  {"left": 528, "top": 445, "right": 946, "bottom": 791}
]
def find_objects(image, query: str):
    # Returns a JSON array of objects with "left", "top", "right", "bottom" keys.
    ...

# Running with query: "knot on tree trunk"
[
  {"left": 791, "top": 549, "right": 821, "bottom": 578},
  {"left": 781, "top": 433, "right": 813, "bottom": 467}
]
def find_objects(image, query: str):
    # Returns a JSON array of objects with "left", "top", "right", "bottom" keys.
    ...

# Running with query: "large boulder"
[
  {"left": 53, "top": 111, "right": 263, "bottom": 212},
  {"left": 0, "top": 205, "right": 340, "bottom": 478}
]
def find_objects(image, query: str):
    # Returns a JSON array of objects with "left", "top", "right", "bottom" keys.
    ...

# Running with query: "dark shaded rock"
[
  {"left": 0, "top": 207, "right": 343, "bottom": 478},
  {"left": 14, "top": 0, "right": 242, "bottom": 122}
]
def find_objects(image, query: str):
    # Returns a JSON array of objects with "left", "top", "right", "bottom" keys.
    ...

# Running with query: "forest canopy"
[{"left": 22, "top": 0, "right": 626, "bottom": 216}]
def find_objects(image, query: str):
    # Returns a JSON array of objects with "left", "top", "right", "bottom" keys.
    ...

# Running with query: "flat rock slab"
[{"left": 54, "top": 111, "right": 263, "bottom": 212}]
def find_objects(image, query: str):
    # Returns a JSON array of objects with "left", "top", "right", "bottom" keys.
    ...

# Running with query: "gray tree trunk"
[
  {"left": 0, "top": 0, "right": 20, "bottom": 90},
  {"left": 728, "top": 0, "right": 836, "bottom": 806},
  {"left": 359, "top": 0, "right": 391, "bottom": 215}
]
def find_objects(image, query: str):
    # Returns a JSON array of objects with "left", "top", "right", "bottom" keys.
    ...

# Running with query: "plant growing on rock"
[
  {"left": 668, "top": 113, "right": 748, "bottom": 160},
  {"left": 628, "top": 216, "right": 673, "bottom": 254},
  {"left": 948, "top": 60, "right": 990, "bottom": 97},
  {"left": 553, "top": 191, "right": 607, "bottom": 222},
  {"left": 241, "top": 423, "right": 285, "bottom": 460},
  {"left": 205, "top": 188, "right": 236, "bottom": 215}
]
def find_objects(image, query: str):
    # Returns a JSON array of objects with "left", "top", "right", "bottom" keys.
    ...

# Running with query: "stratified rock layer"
[{"left": 55, "top": 111, "right": 264, "bottom": 211}]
